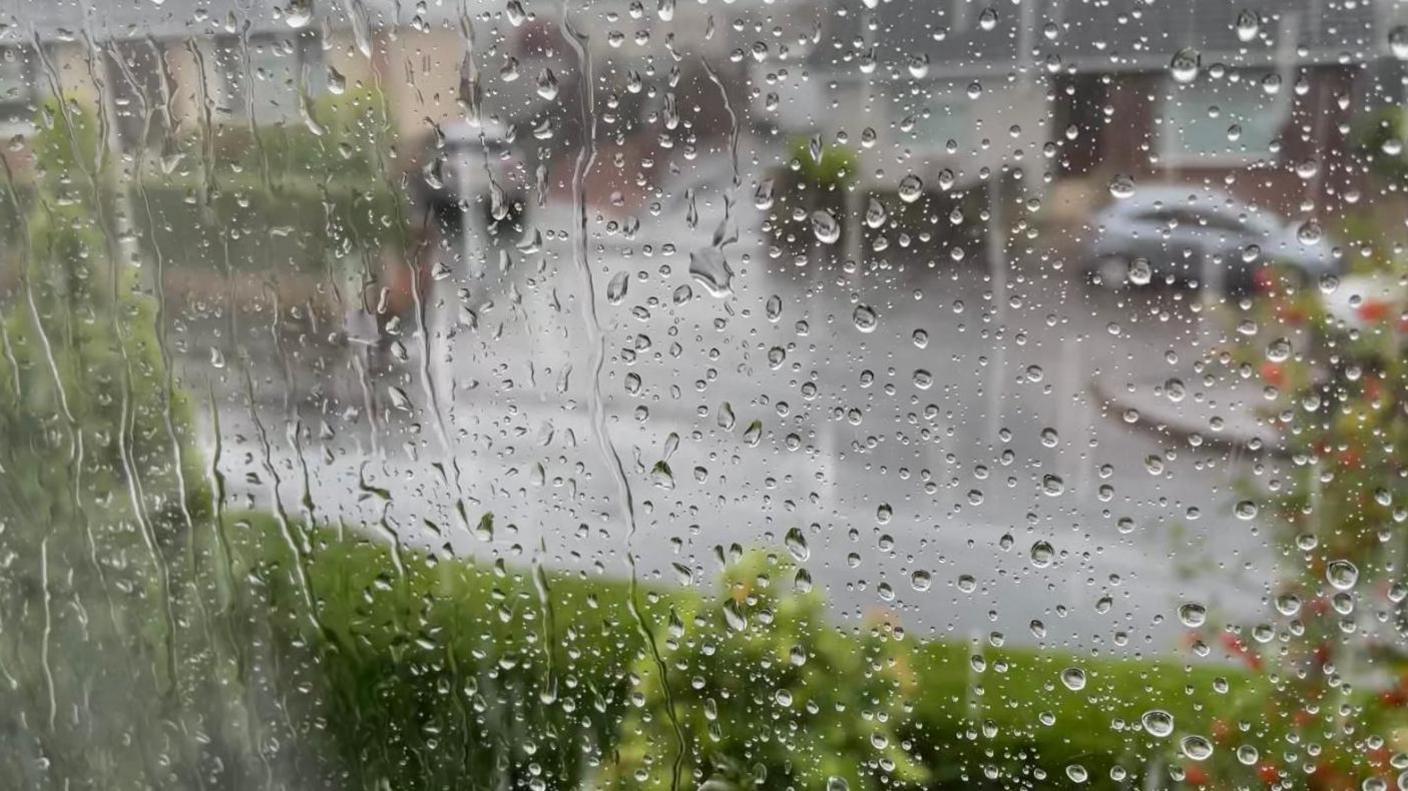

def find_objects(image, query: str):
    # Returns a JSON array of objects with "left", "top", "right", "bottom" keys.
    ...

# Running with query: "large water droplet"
[
  {"left": 1326, "top": 559, "right": 1359, "bottom": 590},
  {"left": 811, "top": 210, "right": 840, "bottom": 244},
  {"left": 606, "top": 271, "right": 629, "bottom": 305},
  {"left": 1060, "top": 667, "right": 1086, "bottom": 691},
  {"left": 284, "top": 0, "right": 312, "bottom": 28},
  {"left": 1392, "top": 26, "right": 1408, "bottom": 60},
  {"left": 1108, "top": 173, "right": 1136, "bottom": 199},
  {"left": 1142, "top": 710, "right": 1175, "bottom": 738},
  {"left": 898, "top": 174, "right": 923, "bottom": 203},
  {"left": 1235, "top": 10, "right": 1260, "bottom": 42},
  {"left": 852, "top": 304, "right": 879, "bottom": 333},
  {"left": 1169, "top": 48, "right": 1200, "bottom": 83},
  {"left": 1030, "top": 540, "right": 1055, "bottom": 568},
  {"left": 1181, "top": 735, "right": 1214, "bottom": 761}
]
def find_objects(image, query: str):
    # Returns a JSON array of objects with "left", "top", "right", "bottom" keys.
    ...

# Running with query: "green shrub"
[
  {"left": 604, "top": 552, "right": 927, "bottom": 790},
  {"left": 227, "top": 511, "right": 684, "bottom": 790}
]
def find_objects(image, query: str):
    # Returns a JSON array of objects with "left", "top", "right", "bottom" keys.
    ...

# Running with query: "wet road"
[{"left": 185, "top": 210, "right": 1282, "bottom": 658}]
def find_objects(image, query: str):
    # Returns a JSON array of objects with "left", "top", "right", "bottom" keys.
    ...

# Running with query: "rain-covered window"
[{"left": 3, "top": 0, "right": 1408, "bottom": 789}]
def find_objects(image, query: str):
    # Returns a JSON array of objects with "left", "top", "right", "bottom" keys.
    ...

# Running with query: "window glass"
[
  {"left": 1158, "top": 69, "right": 1289, "bottom": 163},
  {"left": 1, "top": 2, "right": 1404, "bottom": 790}
]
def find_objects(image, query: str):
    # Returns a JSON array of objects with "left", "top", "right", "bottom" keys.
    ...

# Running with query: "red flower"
[
  {"left": 1254, "top": 267, "right": 1277, "bottom": 293},
  {"left": 1364, "top": 377, "right": 1384, "bottom": 403},
  {"left": 1358, "top": 299, "right": 1392, "bottom": 324},
  {"left": 1261, "top": 362, "right": 1286, "bottom": 389},
  {"left": 1183, "top": 765, "right": 1210, "bottom": 786},
  {"left": 1256, "top": 763, "right": 1280, "bottom": 785}
]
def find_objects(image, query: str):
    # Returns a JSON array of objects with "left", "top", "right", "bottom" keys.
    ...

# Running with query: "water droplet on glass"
[
  {"left": 977, "top": 7, "right": 998, "bottom": 30},
  {"left": 1266, "top": 337, "right": 1291, "bottom": 362},
  {"left": 811, "top": 210, "right": 840, "bottom": 244},
  {"left": 606, "top": 271, "right": 629, "bottom": 305},
  {"left": 1169, "top": 47, "right": 1200, "bottom": 83},
  {"left": 865, "top": 197, "right": 888, "bottom": 229},
  {"left": 1108, "top": 173, "right": 1136, "bottom": 199},
  {"left": 1391, "top": 26, "right": 1408, "bottom": 60},
  {"left": 1234, "top": 500, "right": 1258, "bottom": 520},
  {"left": 1031, "top": 540, "right": 1055, "bottom": 568},
  {"left": 1178, "top": 602, "right": 1207, "bottom": 627},
  {"left": 1235, "top": 10, "right": 1260, "bottom": 42},
  {"left": 1326, "top": 559, "right": 1359, "bottom": 590},
  {"left": 1181, "top": 735, "right": 1214, "bottom": 761},
  {"left": 284, "top": 0, "right": 312, "bottom": 28},
  {"left": 910, "top": 569, "right": 932, "bottom": 591},
  {"left": 1128, "top": 257, "right": 1152, "bottom": 285},
  {"left": 1060, "top": 667, "right": 1086, "bottom": 691},
  {"left": 536, "top": 68, "right": 559, "bottom": 100},
  {"left": 852, "top": 304, "right": 879, "bottom": 333},
  {"left": 785, "top": 526, "right": 809, "bottom": 561},
  {"left": 897, "top": 174, "right": 923, "bottom": 203},
  {"left": 1237, "top": 744, "right": 1260, "bottom": 765},
  {"left": 1142, "top": 710, "right": 1175, "bottom": 738},
  {"left": 907, "top": 53, "right": 929, "bottom": 79},
  {"left": 689, "top": 247, "right": 733, "bottom": 297}
]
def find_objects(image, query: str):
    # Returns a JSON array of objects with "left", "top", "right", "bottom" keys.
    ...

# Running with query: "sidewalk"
[{"left": 1091, "top": 368, "right": 1285, "bottom": 453}]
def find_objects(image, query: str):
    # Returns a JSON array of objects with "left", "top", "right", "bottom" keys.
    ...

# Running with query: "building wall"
[{"left": 1068, "top": 65, "right": 1362, "bottom": 219}]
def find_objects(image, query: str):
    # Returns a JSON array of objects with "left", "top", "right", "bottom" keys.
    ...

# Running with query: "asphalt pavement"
[{"left": 184, "top": 207, "right": 1288, "bottom": 659}]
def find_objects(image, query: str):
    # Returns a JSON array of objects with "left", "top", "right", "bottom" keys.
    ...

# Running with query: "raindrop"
[
  {"left": 284, "top": 0, "right": 312, "bottom": 28},
  {"left": 765, "top": 295, "right": 783, "bottom": 321},
  {"left": 1234, "top": 500, "right": 1258, "bottom": 520},
  {"left": 742, "top": 420, "right": 763, "bottom": 446},
  {"left": 1237, "top": 744, "right": 1260, "bottom": 765},
  {"left": 209, "top": 347, "right": 226, "bottom": 369},
  {"left": 1142, "top": 710, "right": 1175, "bottom": 738},
  {"left": 1108, "top": 173, "right": 1136, "bottom": 199},
  {"left": 784, "top": 527, "right": 809, "bottom": 561},
  {"left": 506, "top": 0, "right": 526, "bottom": 25},
  {"left": 1392, "top": 26, "right": 1408, "bottom": 60},
  {"left": 606, "top": 271, "right": 629, "bottom": 305},
  {"left": 1178, "top": 603, "right": 1207, "bottom": 627},
  {"left": 977, "top": 7, "right": 998, "bottom": 30},
  {"left": 1266, "top": 337, "right": 1291, "bottom": 362},
  {"left": 1181, "top": 735, "right": 1214, "bottom": 761},
  {"left": 536, "top": 68, "right": 559, "bottom": 100},
  {"left": 910, "top": 569, "right": 932, "bottom": 591},
  {"left": 865, "top": 197, "right": 888, "bottom": 229},
  {"left": 689, "top": 247, "right": 733, "bottom": 297},
  {"left": 1169, "top": 48, "right": 1200, "bottom": 83},
  {"left": 907, "top": 53, "right": 929, "bottom": 79},
  {"left": 811, "top": 210, "right": 840, "bottom": 244},
  {"left": 897, "top": 174, "right": 924, "bottom": 203},
  {"left": 1060, "top": 667, "right": 1086, "bottom": 691},
  {"left": 1030, "top": 540, "right": 1055, "bottom": 568},
  {"left": 852, "top": 304, "right": 879, "bottom": 333},
  {"left": 1066, "top": 765, "right": 1088, "bottom": 783},
  {"left": 1128, "top": 257, "right": 1152, "bottom": 284},
  {"left": 1235, "top": 10, "right": 1260, "bottom": 42},
  {"left": 1326, "top": 559, "right": 1359, "bottom": 591}
]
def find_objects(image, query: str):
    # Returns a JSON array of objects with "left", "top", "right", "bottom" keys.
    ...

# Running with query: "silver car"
[{"left": 1084, "top": 186, "right": 1338, "bottom": 293}]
